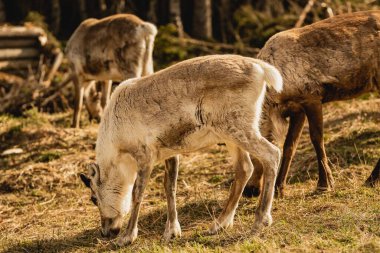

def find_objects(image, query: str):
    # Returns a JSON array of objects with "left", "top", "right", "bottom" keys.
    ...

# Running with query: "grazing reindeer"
[
  {"left": 80, "top": 55, "right": 283, "bottom": 245},
  {"left": 66, "top": 14, "right": 157, "bottom": 128},
  {"left": 243, "top": 10, "right": 380, "bottom": 197}
]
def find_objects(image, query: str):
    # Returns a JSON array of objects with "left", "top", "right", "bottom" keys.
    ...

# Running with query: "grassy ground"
[{"left": 0, "top": 96, "right": 379, "bottom": 253}]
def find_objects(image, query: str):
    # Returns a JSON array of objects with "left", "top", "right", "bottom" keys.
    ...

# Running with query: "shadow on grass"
[
  {"left": 0, "top": 125, "right": 95, "bottom": 171},
  {"left": 326, "top": 130, "right": 379, "bottom": 163},
  {"left": 288, "top": 127, "right": 379, "bottom": 185},
  {"left": 324, "top": 111, "right": 380, "bottom": 128},
  {"left": 139, "top": 199, "right": 222, "bottom": 236},
  {"left": 4, "top": 199, "right": 249, "bottom": 252},
  {"left": 3, "top": 228, "right": 100, "bottom": 253},
  {"left": 138, "top": 198, "right": 253, "bottom": 248}
]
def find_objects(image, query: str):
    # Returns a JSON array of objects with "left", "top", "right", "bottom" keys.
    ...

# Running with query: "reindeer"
[
  {"left": 65, "top": 14, "right": 157, "bottom": 128},
  {"left": 79, "top": 55, "right": 283, "bottom": 245},
  {"left": 243, "top": 10, "right": 380, "bottom": 198}
]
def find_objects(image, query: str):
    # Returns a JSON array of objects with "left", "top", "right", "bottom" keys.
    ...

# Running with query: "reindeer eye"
[{"left": 90, "top": 196, "right": 98, "bottom": 206}]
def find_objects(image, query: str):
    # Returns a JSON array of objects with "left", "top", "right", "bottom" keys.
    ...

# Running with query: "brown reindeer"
[
  {"left": 243, "top": 10, "right": 380, "bottom": 197},
  {"left": 66, "top": 14, "right": 157, "bottom": 128}
]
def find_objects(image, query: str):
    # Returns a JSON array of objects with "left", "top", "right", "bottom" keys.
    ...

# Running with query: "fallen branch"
[
  {"left": 182, "top": 37, "right": 260, "bottom": 55},
  {"left": 295, "top": 0, "right": 315, "bottom": 28},
  {"left": 40, "top": 73, "right": 73, "bottom": 107},
  {"left": 43, "top": 49, "right": 63, "bottom": 87},
  {"left": 0, "top": 72, "right": 24, "bottom": 112}
]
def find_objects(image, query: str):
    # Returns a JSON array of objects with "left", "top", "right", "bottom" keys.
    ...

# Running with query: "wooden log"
[
  {"left": 0, "top": 48, "right": 40, "bottom": 60},
  {"left": 0, "top": 59, "right": 38, "bottom": 70},
  {"left": 0, "top": 39, "right": 38, "bottom": 48},
  {"left": 0, "top": 26, "right": 45, "bottom": 38},
  {"left": 0, "top": 26, "right": 47, "bottom": 46}
]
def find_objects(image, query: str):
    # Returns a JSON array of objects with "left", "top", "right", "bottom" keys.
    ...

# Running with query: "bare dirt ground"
[{"left": 0, "top": 96, "right": 379, "bottom": 253}]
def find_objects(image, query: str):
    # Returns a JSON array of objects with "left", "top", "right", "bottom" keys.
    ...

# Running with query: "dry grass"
[{"left": 0, "top": 96, "right": 379, "bottom": 253}]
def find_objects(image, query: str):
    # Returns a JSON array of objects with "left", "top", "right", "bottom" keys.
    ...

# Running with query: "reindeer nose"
[
  {"left": 110, "top": 228, "right": 120, "bottom": 238},
  {"left": 100, "top": 230, "right": 107, "bottom": 238}
]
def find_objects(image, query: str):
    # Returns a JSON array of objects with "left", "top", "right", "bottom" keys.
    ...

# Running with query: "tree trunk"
[
  {"left": 254, "top": 0, "right": 285, "bottom": 17},
  {"left": 97, "top": 0, "right": 107, "bottom": 17},
  {"left": 113, "top": 0, "right": 126, "bottom": 14},
  {"left": 218, "top": 0, "right": 230, "bottom": 43},
  {"left": 147, "top": 0, "right": 157, "bottom": 24},
  {"left": 50, "top": 0, "right": 61, "bottom": 35},
  {"left": 0, "top": 0, "right": 6, "bottom": 23},
  {"left": 106, "top": 0, "right": 126, "bottom": 15},
  {"left": 169, "top": 0, "right": 184, "bottom": 38},
  {"left": 192, "top": 0, "right": 212, "bottom": 40},
  {"left": 78, "top": 0, "right": 87, "bottom": 21}
]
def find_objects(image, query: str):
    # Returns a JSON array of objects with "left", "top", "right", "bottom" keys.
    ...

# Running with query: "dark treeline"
[{"left": 1, "top": 0, "right": 378, "bottom": 48}]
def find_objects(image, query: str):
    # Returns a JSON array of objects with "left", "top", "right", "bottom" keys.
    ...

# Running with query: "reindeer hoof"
[
  {"left": 163, "top": 220, "right": 181, "bottom": 241},
  {"left": 275, "top": 186, "right": 286, "bottom": 198},
  {"left": 208, "top": 218, "right": 234, "bottom": 235},
  {"left": 116, "top": 236, "right": 134, "bottom": 247},
  {"left": 317, "top": 177, "right": 334, "bottom": 191},
  {"left": 208, "top": 222, "right": 219, "bottom": 235},
  {"left": 316, "top": 186, "right": 332, "bottom": 192},
  {"left": 253, "top": 213, "right": 272, "bottom": 232},
  {"left": 364, "top": 178, "right": 379, "bottom": 187},
  {"left": 316, "top": 181, "right": 334, "bottom": 192},
  {"left": 243, "top": 186, "right": 260, "bottom": 198},
  {"left": 116, "top": 228, "right": 138, "bottom": 247}
]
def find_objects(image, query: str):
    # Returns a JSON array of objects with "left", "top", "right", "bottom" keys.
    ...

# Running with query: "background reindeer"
[
  {"left": 65, "top": 14, "right": 157, "bottom": 128},
  {"left": 80, "top": 55, "right": 283, "bottom": 245},
  {"left": 243, "top": 10, "right": 380, "bottom": 197}
]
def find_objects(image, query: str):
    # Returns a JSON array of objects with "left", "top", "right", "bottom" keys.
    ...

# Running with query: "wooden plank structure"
[
  {"left": 0, "top": 25, "right": 65, "bottom": 114},
  {"left": 0, "top": 26, "right": 47, "bottom": 70}
]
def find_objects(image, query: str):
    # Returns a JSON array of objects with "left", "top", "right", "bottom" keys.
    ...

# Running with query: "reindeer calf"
[
  {"left": 66, "top": 14, "right": 157, "bottom": 127},
  {"left": 80, "top": 55, "right": 283, "bottom": 245}
]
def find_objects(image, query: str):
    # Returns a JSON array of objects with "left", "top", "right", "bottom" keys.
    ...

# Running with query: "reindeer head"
[
  {"left": 84, "top": 84, "right": 103, "bottom": 123},
  {"left": 80, "top": 161, "right": 136, "bottom": 239}
]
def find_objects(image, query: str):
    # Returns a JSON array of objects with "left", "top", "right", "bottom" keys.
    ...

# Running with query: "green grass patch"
[{"left": 34, "top": 151, "right": 61, "bottom": 163}]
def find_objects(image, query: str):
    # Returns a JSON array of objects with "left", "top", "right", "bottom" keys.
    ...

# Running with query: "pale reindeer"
[
  {"left": 243, "top": 10, "right": 380, "bottom": 198},
  {"left": 65, "top": 14, "right": 157, "bottom": 128},
  {"left": 80, "top": 55, "right": 283, "bottom": 245}
]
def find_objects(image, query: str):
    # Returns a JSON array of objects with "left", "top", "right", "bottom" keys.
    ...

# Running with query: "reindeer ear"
[
  {"left": 80, "top": 173, "right": 91, "bottom": 188},
  {"left": 87, "top": 162, "right": 99, "bottom": 177}
]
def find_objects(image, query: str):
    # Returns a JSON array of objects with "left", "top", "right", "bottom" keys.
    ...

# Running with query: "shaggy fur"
[
  {"left": 66, "top": 14, "right": 157, "bottom": 127},
  {"left": 81, "top": 55, "right": 283, "bottom": 245},
  {"left": 245, "top": 10, "right": 380, "bottom": 197}
]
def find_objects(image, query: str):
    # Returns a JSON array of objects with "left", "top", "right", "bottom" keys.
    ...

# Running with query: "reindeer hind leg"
[{"left": 209, "top": 144, "right": 253, "bottom": 234}]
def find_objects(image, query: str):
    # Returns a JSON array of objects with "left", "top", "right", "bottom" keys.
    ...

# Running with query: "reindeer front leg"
[
  {"left": 163, "top": 155, "right": 181, "bottom": 240},
  {"left": 117, "top": 163, "right": 153, "bottom": 246},
  {"left": 304, "top": 101, "right": 334, "bottom": 191},
  {"left": 72, "top": 73, "right": 84, "bottom": 128}
]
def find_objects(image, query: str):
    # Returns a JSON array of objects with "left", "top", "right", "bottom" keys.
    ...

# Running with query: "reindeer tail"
[{"left": 255, "top": 60, "right": 283, "bottom": 93}]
